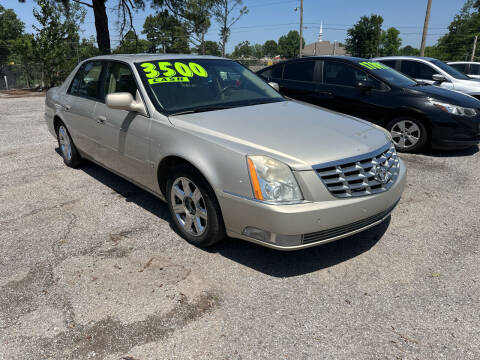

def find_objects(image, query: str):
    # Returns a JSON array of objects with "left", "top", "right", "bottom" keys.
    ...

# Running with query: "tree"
[
  {"left": 183, "top": 0, "right": 218, "bottom": 54},
  {"left": 114, "top": 30, "right": 153, "bottom": 53},
  {"left": 435, "top": 0, "right": 480, "bottom": 60},
  {"left": 345, "top": 14, "right": 384, "bottom": 58},
  {"left": 381, "top": 27, "right": 402, "bottom": 56},
  {"left": 277, "top": 30, "right": 304, "bottom": 58},
  {"left": 399, "top": 45, "right": 420, "bottom": 56},
  {"left": 263, "top": 40, "right": 277, "bottom": 57},
  {"left": 142, "top": 11, "right": 190, "bottom": 53},
  {"left": 0, "top": 5, "right": 24, "bottom": 42},
  {"left": 232, "top": 40, "right": 253, "bottom": 58},
  {"left": 212, "top": 0, "right": 248, "bottom": 56},
  {"left": 19, "top": 0, "right": 146, "bottom": 54},
  {"left": 203, "top": 40, "right": 221, "bottom": 56},
  {"left": 0, "top": 4, "right": 26, "bottom": 64},
  {"left": 33, "top": 0, "right": 85, "bottom": 87}
]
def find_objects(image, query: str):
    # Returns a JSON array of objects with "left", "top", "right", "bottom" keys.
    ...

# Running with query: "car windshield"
[
  {"left": 135, "top": 58, "right": 285, "bottom": 115},
  {"left": 358, "top": 61, "right": 417, "bottom": 87},
  {"left": 430, "top": 59, "right": 470, "bottom": 80}
]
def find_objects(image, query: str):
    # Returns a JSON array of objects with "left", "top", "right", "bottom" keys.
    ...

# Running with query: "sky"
[{"left": 0, "top": 0, "right": 468, "bottom": 53}]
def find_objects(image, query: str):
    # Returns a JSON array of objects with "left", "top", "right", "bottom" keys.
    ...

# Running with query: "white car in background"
[
  {"left": 374, "top": 56, "right": 480, "bottom": 100},
  {"left": 448, "top": 61, "right": 480, "bottom": 79}
]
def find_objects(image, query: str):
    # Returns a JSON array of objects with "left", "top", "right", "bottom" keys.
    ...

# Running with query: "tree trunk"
[
  {"left": 201, "top": 32, "right": 205, "bottom": 55},
  {"left": 92, "top": 0, "right": 110, "bottom": 54}
]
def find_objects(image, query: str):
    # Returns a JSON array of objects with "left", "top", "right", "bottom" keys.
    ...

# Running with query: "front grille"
[
  {"left": 314, "top": 143, "right": 400, "bottom": 198},
  {"left": 302, "top": 200, "right": 399, "bottom": 244}
]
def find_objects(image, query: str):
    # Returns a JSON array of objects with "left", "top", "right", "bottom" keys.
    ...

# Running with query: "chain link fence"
[{"left": 0, "top": 63, "right": 44, "bottom": 91}]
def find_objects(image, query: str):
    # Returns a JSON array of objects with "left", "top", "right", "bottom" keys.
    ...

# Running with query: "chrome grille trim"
[{"left": 314, "top": 143, "right": 400, "bottom": 198}]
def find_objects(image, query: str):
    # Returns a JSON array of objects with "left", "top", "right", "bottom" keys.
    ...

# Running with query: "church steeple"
[{"left": 318, "top": 21, "right": 323, "bottom": 42}]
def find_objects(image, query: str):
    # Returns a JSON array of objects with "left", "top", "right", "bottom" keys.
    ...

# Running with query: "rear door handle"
[{"left": 96, "top": 115, "right": 106, "bottom": 124}]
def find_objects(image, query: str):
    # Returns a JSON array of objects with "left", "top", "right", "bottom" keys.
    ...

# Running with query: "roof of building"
[{"left": 302, "top": 41, "right": 347, "bottom": 56}]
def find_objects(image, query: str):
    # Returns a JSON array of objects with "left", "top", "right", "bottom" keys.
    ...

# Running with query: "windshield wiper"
[{"left": 169, "top": 105, "right": 234, "bottom": 116}]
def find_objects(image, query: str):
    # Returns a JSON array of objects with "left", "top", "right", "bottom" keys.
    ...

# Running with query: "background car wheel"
[
  {"left": 56, "top": 122, "right": 82, "bottom": 168},
  {"left": 387, "top": 117, "right": 428, "bottom": 153},
  {"left": 166, "top": 164, "right": 225, "bottom": 247}
]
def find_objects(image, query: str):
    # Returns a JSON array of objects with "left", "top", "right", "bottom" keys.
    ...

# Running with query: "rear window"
[{"left": 283, "top": 61, "right": 315, "bottom": 82}]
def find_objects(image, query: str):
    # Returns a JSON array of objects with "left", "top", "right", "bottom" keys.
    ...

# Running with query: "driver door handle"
[{"left": 96, "top": 115, "right": 106, "bottom": 124}]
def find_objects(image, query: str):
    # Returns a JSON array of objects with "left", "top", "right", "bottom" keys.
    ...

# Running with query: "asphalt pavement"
[{"left": 0, "top": 96, "right": 479, "bottom": 359}]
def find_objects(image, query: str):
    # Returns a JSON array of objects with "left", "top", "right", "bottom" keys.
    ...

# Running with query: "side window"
[
  {"left": 104, "top": 62, "right": 138, "bottom": 99},
  {"left": 271, "top": 65, "right": 283, "bottom": 80},
  {"left": 257, "top": 68, "right": 271, "bottom": 80},
  {"left": 450, "top": 63, "right": 467, "bottom": 73},
  {"left": 323, "top": 61, "right": 381, "bottom": 88},
  {"left": 379, "top": 60, "right": 396, "bottom": 69},
  {"left": 283, "top": 60, "right": 315, "bottom": 82},
  {"left": 469, "top": 64, "right": 480, "bottom": 75},
  {"left": 69, "top": 61, "right": 104, "bottom": 99},
  {"left": 401, "top": 60, "right": 438, "bottom": 80}
]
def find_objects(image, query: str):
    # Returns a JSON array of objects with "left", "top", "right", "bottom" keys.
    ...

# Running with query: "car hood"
[
  {"left": 404, "top": 84, "right": 480, "bottom": 107},
  {"left": 168, "top": 100, "right": 390, "bottom": 171},
  {"left": 452, "top": 78, "right": 480, "bottom": 94}
]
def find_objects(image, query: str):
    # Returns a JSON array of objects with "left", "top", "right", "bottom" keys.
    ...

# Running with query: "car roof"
[
  {"left": 266, "top": 56, "right": 372, "bottom": 66},
  {"left": 447, "top": 61, "right": 480, "bottom": 64},
  {"left": 373, "top": 56, "right": 437, "bottom": 61},
  {"left": 87, "top": 53, "right": 228, "bottom": 64}
]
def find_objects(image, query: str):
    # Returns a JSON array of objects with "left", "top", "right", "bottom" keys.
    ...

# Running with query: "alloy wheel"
[
  {"left": 170, "top": 177, "right": 208, "bottom": 237},
  {"left": 58, "top": 125, "right": 72, "bottom": 161},
  {"left": 390, "top": 120, "right": 421, "bottom": 150}
]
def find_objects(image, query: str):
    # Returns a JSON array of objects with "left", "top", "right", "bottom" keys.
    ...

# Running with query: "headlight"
[
  {"left": 247, "top": 156, "right": 303, "bottom": 203},
  {"left": 429, "top": 100, "right": 477, "bottom": 117}
]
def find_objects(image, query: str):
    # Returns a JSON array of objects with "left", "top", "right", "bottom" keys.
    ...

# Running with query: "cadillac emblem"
[{"left": 373, "top": 164, "right": 390, "bottom": 184}]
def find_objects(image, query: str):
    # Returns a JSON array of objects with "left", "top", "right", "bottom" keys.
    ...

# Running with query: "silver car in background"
[
  {"left": 374, "top": 56, "right": 480, "bottom": 99},
  {"left": 45, "top": 54, "right": 406, "bottom": 250},
  {"left": 448, "top": 61, "right": 480, "bottom": 79}
]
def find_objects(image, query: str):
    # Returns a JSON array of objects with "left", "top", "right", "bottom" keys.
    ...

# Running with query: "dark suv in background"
[{"left": 257, "top": 56, "right": 480, "bottom": 152}]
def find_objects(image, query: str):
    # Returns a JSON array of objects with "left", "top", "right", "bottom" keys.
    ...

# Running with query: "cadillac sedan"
[{"left": 45, "top": 54, "right": 406, "bottom": 250}]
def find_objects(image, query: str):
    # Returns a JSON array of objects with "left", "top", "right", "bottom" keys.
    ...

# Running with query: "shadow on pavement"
[
  {"left": 64, "top": 151, "right": 389, "bottom": 277},
  {"left": 207, "top": 217, "right": 389, "bottom": 278},
  {"left": 421, "top": 145, "right": 478, "bottom": 158}
]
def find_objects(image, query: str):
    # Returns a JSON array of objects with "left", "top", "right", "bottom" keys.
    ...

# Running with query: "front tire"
[
  {"left": 56, "top": 123, "right": 82, "bottom": 168},
  {"left": 166, "top": 165, "right": 225, "bottom": 247},
  {"left": 387, "top": 117, "right": 428, "bottom": 153}
]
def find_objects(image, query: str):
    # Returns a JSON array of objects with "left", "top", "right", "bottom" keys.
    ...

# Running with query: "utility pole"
[
  {"left": 471, "top": 35, "right": 478, "bottom": 61},
  {"left": 420, "top": 0, "right": 432, "bottom": 57},
  {"left": 299, "top": 0, "right": 303, "bottom": 58}
]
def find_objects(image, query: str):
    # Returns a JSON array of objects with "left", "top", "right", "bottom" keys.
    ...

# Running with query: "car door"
[
  {"left": 62, "top": 61, "right": 106, "bottom": 156},
  {"left": 278, "top": 60, "right": 319, "bottom": 103},
  {"left": 317, "top": 60, "right": 386, "bottom": 122},
  {"left": 93, "top": 61, "right": 153, "bottom": 188},
  {"left": 399, "top": 59, "right": 454, "bottom": 90}
]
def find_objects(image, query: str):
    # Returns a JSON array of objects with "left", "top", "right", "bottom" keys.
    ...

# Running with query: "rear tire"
[
  {"left": 56, "top": 122, "right": 82, "bottom": 168},
  {"left": 166, "top": 164, "right": 225, "bottom": 247},
  {"left": 387, "top": 117, "right": 428, "bottom": 153}
]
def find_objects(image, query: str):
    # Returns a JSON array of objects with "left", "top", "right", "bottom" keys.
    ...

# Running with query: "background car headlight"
[
  {"left": 429, "top": 100, "right": 477, "bottom": 117},
  {"left": 247, "top": 155, "right": 303, "bottom": 203}
]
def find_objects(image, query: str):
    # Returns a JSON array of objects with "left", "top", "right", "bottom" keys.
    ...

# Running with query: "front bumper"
[
  {"left": 430, "top": 113, "right": 480, "bottom": 149},
  {"left": 217, "top": 159, "right": 406, "bottom": 250}
]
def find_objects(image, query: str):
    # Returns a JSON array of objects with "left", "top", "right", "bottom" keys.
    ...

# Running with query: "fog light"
[{"left": 242, "top": 227, "right": 271, "bottom": 242}]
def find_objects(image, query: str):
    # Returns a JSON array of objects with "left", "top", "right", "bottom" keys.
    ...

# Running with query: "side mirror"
[
  {"left": 355, "top": 80, "right": 374, "bottom": 91},
  {"left": 106, "top": 91, "right": 146, "bottom": 114},
  {"left": 268, "top": 82, "right": 280, "bottom": 92},
  {"left": 432, "top": 74, "right": 446, "bottom": 82}
]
